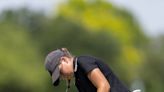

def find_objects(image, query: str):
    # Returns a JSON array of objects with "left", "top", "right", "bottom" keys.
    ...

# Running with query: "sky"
[
  {"left": 110, "top": 0, "right": 164, "bottom": 37},
  {"left": 0, "top": 0, "right": 164, "bottom": 36}
]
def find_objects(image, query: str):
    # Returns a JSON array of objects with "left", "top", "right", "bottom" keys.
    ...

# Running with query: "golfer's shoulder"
[
  {"left": 77, "top": 55, "right": 99, "bottom": 72},
  {"left": 77, "top": 55, "right": 96, "bottom": 62}
]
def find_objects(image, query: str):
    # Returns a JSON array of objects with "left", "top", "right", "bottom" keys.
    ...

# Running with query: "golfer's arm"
[{"left": 87, "top": 68, "right": 110, "bottom": 92}]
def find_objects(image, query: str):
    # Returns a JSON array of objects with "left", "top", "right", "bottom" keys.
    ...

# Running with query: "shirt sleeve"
[{"left": 78, "top": 56, "right": 98, "bottom": 74}]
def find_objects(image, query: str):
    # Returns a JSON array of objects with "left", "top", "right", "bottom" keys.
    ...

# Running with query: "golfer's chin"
[{"left": 62, "top": 73, "right": 74, "bottom": 80}]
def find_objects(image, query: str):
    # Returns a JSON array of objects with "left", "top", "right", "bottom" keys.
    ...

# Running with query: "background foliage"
[{"left": 0, "top": 0, "right": 163, "bottom": 92}]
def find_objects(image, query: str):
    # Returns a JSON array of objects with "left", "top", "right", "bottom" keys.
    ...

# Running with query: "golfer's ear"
[{"left": 60, "top": 57, "right": 68, "bottom": 63}]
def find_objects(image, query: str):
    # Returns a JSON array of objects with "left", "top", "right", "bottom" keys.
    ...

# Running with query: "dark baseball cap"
[{"left": 44, "top": 49, "right": 64, "bottom": 86}]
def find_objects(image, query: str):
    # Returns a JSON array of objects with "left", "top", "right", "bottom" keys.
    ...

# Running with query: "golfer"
[{"left": 44, "top": 48, "right": 130, "bottom": 92}]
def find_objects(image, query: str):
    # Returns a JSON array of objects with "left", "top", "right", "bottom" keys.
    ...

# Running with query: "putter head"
[{"left": 133, "top": 89, "right": 141, "bottom": 92}]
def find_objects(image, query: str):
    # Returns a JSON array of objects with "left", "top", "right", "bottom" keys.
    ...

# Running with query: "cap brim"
[{"left": 51, "top": 67, "right": 60, "bottom": 86}]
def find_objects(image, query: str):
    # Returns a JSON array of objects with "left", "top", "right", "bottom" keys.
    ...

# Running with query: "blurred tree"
[
  {"left": 0, "top": 8, "right": 47, "bottom": 36},
  {"left": 140, "top": 35, "right": 164, "bottom": 92},
  {"left": 0, "top": 20, "right": 47, "bottom": 92}
]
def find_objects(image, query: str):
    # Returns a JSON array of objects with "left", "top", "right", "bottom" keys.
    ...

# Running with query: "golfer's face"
[{"left": 58, "top": 57, "right": 73, "bottom": 79}]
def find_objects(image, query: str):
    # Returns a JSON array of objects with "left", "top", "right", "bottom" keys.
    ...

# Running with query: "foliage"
[{"left": 0, "top": 17, "right": 47, "bottom": 92}]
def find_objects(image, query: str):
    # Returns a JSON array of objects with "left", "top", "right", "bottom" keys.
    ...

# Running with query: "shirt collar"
[{"left": 73, "top": 57, "right": 78, "bottom": 72}]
